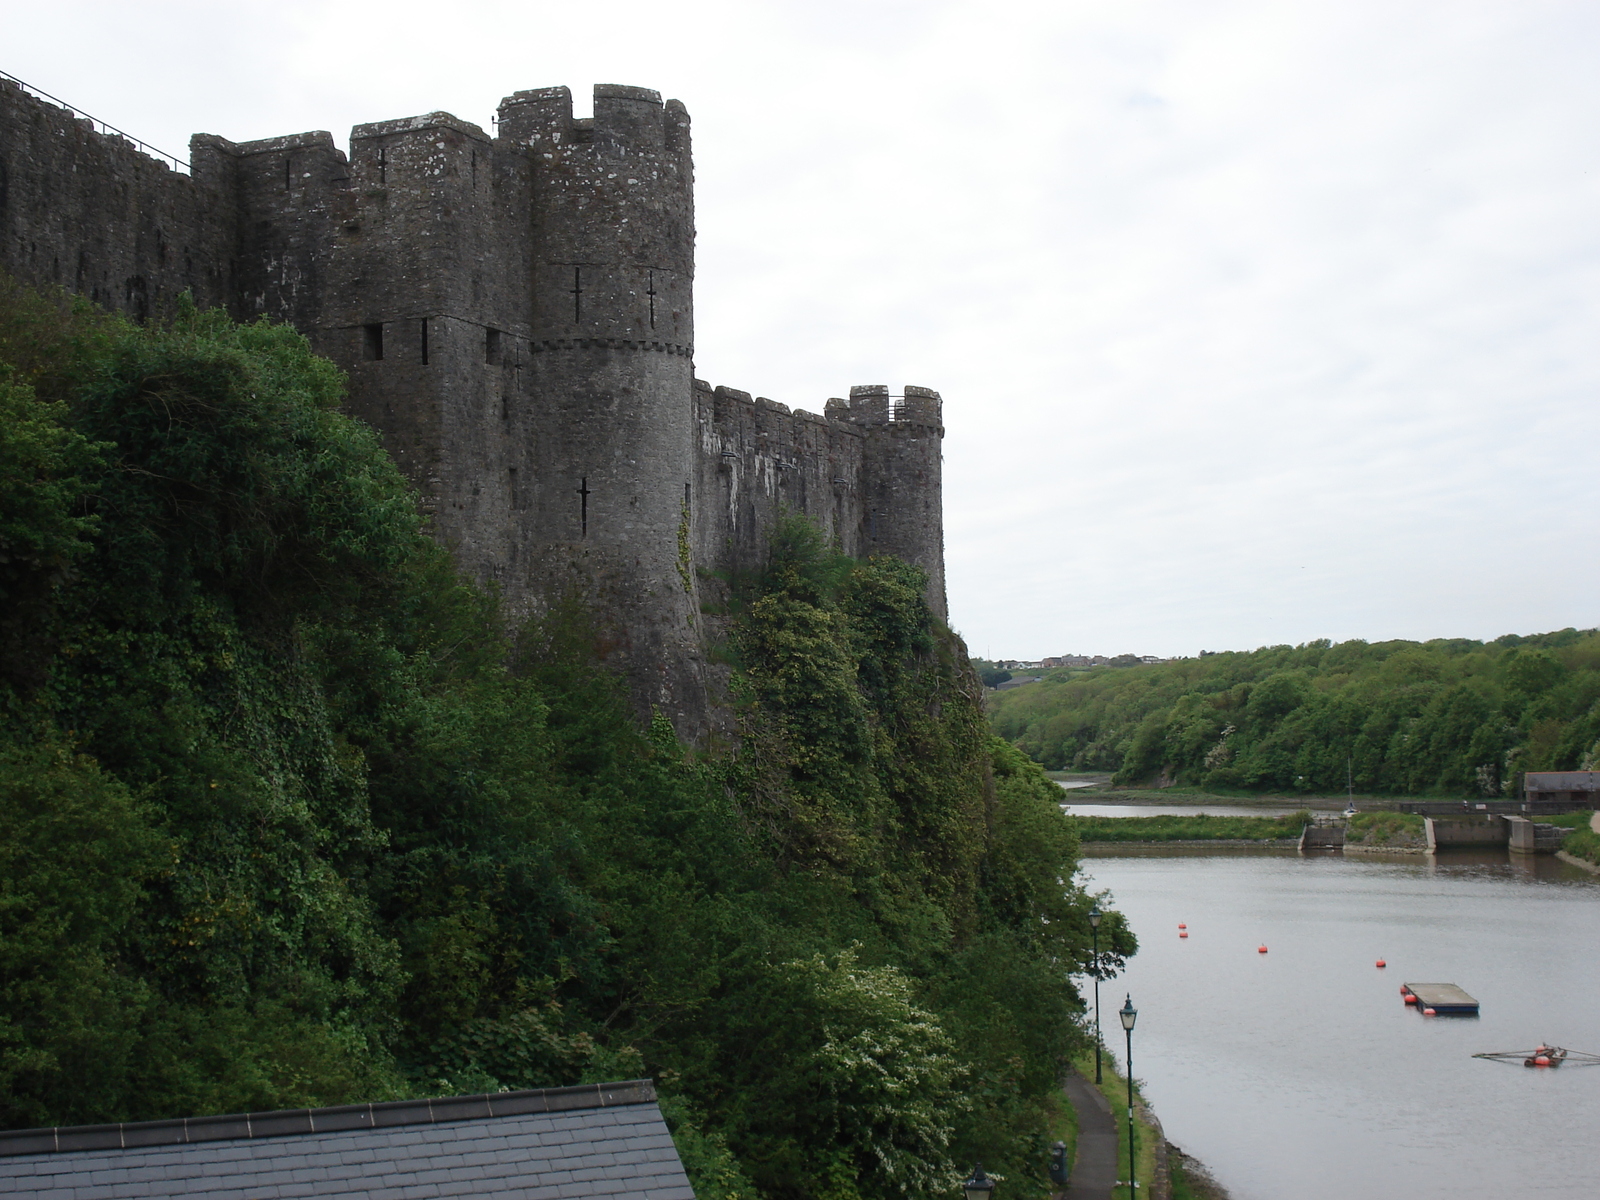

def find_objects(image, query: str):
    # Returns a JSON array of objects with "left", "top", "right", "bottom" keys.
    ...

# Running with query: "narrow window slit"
[
  {"left": 576, "top": 476, "right": 591, "bottom": 537},
  {"left": 420, "top": 318, "right": 429, "bottom": 365},
  {"left": 363, "top": 323, "right": 384, "bottom": 361},
  {"left": 485, "top": 328, "right": 502, "bottom": 365},
  {"left": 569, "top": 267, "right": 583, "bottom": 322}
]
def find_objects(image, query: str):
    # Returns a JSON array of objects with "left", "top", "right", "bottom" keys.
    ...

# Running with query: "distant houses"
[{"left": 993, "top": 654, "right": 1169, "bottom": 671}]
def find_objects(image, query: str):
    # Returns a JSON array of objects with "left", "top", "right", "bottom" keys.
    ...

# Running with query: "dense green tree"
[
  {"left": 989, "top": 631, "right": 1600, "bottom": 795},
  {"left": 0, "top": 279, "right": 1130, "bottom": 1200}
]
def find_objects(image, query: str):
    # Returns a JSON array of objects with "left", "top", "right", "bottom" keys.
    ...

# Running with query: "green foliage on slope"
[
  {"left": 989, "top": 635, "right": 1600, "bottom": 796},
  {"left": 0, "top": 280, "right": 1134, "bottom": 1200}
]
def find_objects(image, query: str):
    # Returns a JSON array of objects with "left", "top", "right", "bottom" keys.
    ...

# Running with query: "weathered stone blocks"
[{"left": 0, "top": 78, "right": 947, "bottom": 735}]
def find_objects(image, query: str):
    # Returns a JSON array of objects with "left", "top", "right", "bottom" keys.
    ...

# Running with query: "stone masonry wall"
[
  {"left": 692, "top": 379, "right": 947, "bottom": 614},
  {"left": 0, "top": 78, "right": 948, "bottom": 737},
  {"left": 0, "top": 77, "right": 232, "bottom": 318}
]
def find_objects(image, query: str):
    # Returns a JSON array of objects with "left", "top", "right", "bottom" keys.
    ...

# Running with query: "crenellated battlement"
[
  {"left": 498, "top": 84, "right": 689, "bottom": 158},
  {"left": 0, "top": 78, "right": 945, "bottom": 734},
  {"left": 832, "top": 384, "right": 943, "bottom": 431},
  {"left": 899, "top": 384, "right": 944, "bottom": 429}
]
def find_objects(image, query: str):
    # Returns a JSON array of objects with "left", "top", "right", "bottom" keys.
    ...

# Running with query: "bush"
[{"left": 0, "top": 283, "right": 1132, "bottom": 1199}]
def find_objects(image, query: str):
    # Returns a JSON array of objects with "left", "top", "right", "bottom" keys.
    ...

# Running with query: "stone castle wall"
[
  {"left": 0, "top": 78, "right": 232, "bottom": 318},
  {"left": 0, "top": 76, "right": 946, "bottom": 734}
]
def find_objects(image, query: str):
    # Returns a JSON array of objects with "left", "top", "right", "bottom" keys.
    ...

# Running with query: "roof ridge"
[{"left": 0, "top": 1079, "right": 656, "bottom": 1157}]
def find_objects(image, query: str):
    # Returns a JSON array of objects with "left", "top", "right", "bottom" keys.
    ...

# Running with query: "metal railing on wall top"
[{"left": 1, "top": 67, "right": 189, "bottom": 173}]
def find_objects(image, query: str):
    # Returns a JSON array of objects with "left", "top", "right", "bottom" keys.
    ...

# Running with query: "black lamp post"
[
  {"left": 1119, "top": 994, "right": 1138, "bottom": 1196},
  {"left": 962, "top": 1164, "right": 995, "bottom": 1200},
  {"left": 1089, "top": 907, "right": 1103, "bottom": 1083}
]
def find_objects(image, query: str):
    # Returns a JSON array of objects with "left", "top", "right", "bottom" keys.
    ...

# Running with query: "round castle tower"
[{"left": 496, "top": 85, "right": 703, "bottom": 724}]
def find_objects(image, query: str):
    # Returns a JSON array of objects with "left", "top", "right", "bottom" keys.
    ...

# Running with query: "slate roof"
[
  {"left": 0, "top": 1079, "right": 696, "bottom": 1200},
  {"left": 1524, "top": 770, "right": 1600, "bottom": 792}
]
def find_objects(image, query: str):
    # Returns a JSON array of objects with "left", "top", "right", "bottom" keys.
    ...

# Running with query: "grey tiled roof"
[{"left": 0, "top": 1080, "right": 696, "bottom": 1199}]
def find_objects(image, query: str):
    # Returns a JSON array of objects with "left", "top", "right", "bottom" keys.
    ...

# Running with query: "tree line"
[
  {"left": 0, "top": 279, "right": 1133, "bottom": 1200},
  {"left": 988, "top": 633, "right": 1600, "bottom": 795}
]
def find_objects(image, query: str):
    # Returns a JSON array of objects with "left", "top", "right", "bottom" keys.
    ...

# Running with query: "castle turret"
[
  {"left": 838, "top": 385, "right": 947, "bottom": 621},
  {"left": 322, "top": 111, "right": 515, "bottom": 579},
  {"left": 496, "top": 85, "right": 703, "bottom": 724},
  {"left": 0, "top": 78, "right": 950, "bottom": 738}
]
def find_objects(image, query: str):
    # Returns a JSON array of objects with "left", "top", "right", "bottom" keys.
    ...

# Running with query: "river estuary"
[{"left": 1079, "top": 847, "right": 1600, "bottom": 1199}]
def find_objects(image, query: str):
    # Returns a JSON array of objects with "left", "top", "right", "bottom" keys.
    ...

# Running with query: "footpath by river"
[{"left": 1075, "top": 844, "right": 1600, "bottom": 1200}]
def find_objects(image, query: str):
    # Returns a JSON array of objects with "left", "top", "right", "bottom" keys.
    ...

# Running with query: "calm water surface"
[
  {"left": 1062, "top": 803, "right": 1306, "bottom": 818},
  {"left": 1079, "top": 848, "right": 1600, "bottom": 1200}
]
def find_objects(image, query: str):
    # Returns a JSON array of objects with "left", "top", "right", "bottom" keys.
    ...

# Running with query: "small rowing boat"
[{"left": 1473, "top": 1045, "right": 1600, "bottom": 1067}]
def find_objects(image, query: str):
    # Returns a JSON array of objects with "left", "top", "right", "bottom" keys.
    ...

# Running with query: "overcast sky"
[{"left": 10, "top": 1, "right": 1599, "bottom": 658}]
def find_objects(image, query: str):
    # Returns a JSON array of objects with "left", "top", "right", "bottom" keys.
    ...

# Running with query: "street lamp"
[
  {"left": 961, "top": 1164, "right": 995, "bottom": 1200},
  {"left": 1119, "top": 994, "right": 1138, "bottom": 1196},
  {"left": 1089, "top": 907, "right": 1103, "bottom": 1083}
]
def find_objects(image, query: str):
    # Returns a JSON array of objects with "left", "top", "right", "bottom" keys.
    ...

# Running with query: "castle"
[{"left": 0, "top": 78, "right": 946, "bottom": 734}]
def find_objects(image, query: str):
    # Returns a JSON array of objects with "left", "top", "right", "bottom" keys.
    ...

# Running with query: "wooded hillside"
[{"left": 988, "top": 633, "right": 1600, "bottom": 795}]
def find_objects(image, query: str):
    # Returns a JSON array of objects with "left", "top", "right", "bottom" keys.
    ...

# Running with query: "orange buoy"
[
  {"left": 1178, "top": 923, "right": 1187, "bottom": 929},
  {"left": 1376, "top": 960, "right": 1386, "bottom": 968},
  {"left": 1404, "top": 994, "right": 1418, "bottom": 1005},
  {"left": 1179, "top": 931, "right": 1189, "bottom": 938},
  {"left": 1534, "top": 1056, "right": 1552, "bottom": 1066},
  {"left": 1399, "top": 986, "right": 1411, "bottom": 995},
  {"left": 1257, "top": 945, "right": 1268, "bottom": 954},
  {"left": 1423, "top": 1007, "right": 1437, "bottom": 1015}
]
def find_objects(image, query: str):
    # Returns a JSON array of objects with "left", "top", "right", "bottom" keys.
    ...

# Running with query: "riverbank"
[
  {"left": 1168, "top": 1146, "right": 1233, "bottom": 1200},
  {"left": 1073, "top": 809, "right": 1600, "bottom": 857},
  {"left": 1540, "top": 812, "right": 1600, "bottom": 868},
  {"left": 1065, "top": 1049, "right": 1232, "bottom": 1200},
  {"left": 1067, "top": 812, "right": 1313, "bottom": 842},
  {"left": 1047, "top": 773, "right": 1539, "bottom": 816}
]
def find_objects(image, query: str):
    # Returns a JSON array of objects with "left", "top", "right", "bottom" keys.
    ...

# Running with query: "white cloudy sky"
[{"left": 10, "top": 0, "right": 1600, "bottom": 658}]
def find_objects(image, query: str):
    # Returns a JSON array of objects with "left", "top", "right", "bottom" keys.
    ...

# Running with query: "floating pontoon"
[{"left": 1401, "top": 983, "right": 1479, "bottom": 1014}]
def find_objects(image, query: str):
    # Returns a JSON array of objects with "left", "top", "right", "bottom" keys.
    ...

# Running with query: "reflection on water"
[
  {"left": 1063, "top": 803, "right": 1307, "bottom": 818},
  {"left": 1079, "top": 848, "right": 1600, "bottom": 1200}
]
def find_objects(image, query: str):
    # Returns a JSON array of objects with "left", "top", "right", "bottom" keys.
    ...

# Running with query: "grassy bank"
[
  {"left": 1068, "top": 811, "right": 1312, "bottom": 842},
  {"left": 1170, "top": 1148, "right": 1231, "bottom": 1200},
  {"left": 1056, "top": 777, "right": 1435, "bottom": 810},
  {"left": 1561, "top": 829, "right": 1600, "bottom": 865},
  {"left": 1537, "top": 811, "right": 1600, "bottom": 865},
  {"left": 1344, "top": 811, "right": 1427, "bottom": 849}
]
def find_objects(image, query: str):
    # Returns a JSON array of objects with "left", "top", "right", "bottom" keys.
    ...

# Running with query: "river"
[
  {"left": 1062, "top": 803, "right": 1307, "bottom": 818},
  {"left": 1079, "top": 846, "right": 1600, "bottom": 1199}
]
